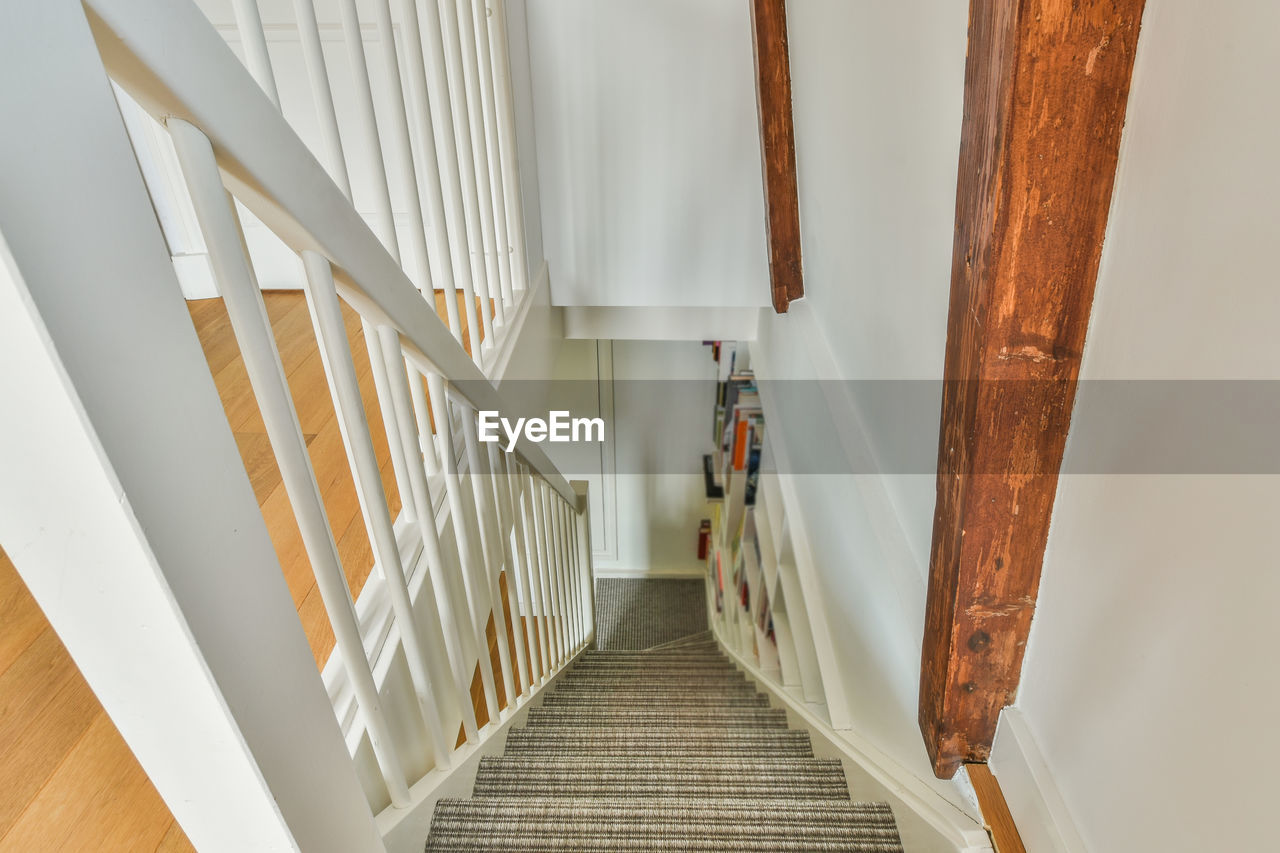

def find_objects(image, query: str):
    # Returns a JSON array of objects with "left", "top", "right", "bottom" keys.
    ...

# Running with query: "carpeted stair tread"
[
  {"left": 471, "top": 757, "right": 853, "bottom": 799},
  {"left": 540, "top": 690, "right": 772, "bottom": 707},
  {"left": 503, "top": 727, "right": 815, "bottom": 758},
  {"left": 425, "top": 579, "right": 903, "bottom": 851},
  {"left": 426, "top": 797, "right": 904, "bottom": 852},
  {"left": 525, "top": 706, "right": 789, "bottom": 728}
]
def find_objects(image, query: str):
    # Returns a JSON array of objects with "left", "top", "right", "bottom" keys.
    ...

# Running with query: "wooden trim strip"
[{"left": 968, "top": 764, "right": 1027, "bottom": 853}]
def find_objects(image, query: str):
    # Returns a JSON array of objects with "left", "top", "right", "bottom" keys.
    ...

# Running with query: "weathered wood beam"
[
  {"left": 749, "top": 0, "right": 803, "bottom": 313},
  {"left": 920, "top": 0, "right": 1145, "bottom": 778}
]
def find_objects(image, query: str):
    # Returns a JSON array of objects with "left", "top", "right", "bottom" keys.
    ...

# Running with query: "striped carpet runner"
[{"left": 425, "top": 632, "right": 904, "bottom": 851}]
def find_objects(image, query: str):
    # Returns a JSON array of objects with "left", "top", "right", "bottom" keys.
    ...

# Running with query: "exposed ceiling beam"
[
  {"left": 749, "top": 0, "right": 803, "bottom": 313},
  {"left": 920, "top": 0, "right": 1146, "bottom": 778}
]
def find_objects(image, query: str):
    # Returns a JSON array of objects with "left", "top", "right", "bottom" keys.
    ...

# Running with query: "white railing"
[{"left": 2, "top": 0, "right": 590, "bottom": 847}]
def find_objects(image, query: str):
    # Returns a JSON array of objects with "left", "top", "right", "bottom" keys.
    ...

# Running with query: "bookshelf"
[{"left": 703, "top": 341, "right": 825, "bottom": 709}]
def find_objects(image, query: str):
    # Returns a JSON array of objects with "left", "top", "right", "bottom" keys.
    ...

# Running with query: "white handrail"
[{"left": 87, "top": 0, "right": 575, "bottom": 503}]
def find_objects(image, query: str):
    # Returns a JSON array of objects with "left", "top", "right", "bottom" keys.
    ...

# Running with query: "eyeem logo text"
[{"left": 478, "top": 411, "right": 605, "bottom": 452}]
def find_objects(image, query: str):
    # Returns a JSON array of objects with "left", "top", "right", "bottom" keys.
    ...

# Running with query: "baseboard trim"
[
  {"left": 714, "top": 625, "right": 993, "bottom": 853},
  {"left": 374, "top": 638, "right": 591, "bottom": 853},
  {"left": 592, "top": 566, "right": 705, "bottom": 579},
  {"left": 989, "top": 709, "right": 1087, "bottom": 853}
]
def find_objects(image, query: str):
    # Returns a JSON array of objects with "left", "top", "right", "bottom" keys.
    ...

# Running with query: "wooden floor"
[{"left": 0, "top": 290, "right": 503, "bottom": 851}]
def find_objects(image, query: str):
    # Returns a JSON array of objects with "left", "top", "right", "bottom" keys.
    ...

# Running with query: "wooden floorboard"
[{"left": 0, "top": 289, "right": 495, "bottom": 848}]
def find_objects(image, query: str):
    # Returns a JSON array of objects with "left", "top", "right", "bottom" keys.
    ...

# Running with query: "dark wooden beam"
[
  {"left": 749, "top": 0, "right": 803, "bottom": 313},
  {"left": 920, "top": 0, "right": 1145, "bottom": 778}
]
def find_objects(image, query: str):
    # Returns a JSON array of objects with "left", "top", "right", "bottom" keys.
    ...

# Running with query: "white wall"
[
  {"left": 749, "top": 0, "right": 973, "bottom": 816},
  {"left": 524, "top": 0, "right": 770, "bottom": 308},
  {"left": 994, "top": 2, "right": 1280, "bottom": 850},
  {"left": 531, "top": 338, "right": 716, "bottom": 577}
]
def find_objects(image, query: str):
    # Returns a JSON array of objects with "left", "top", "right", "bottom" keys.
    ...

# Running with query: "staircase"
[{"left": 426, "top": 631, "right": 905, "bottom": 851}]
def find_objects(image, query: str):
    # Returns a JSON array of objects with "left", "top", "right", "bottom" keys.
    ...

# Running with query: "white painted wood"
[
  {"left": 391, "top": 0, "right": 462, "bottom": 343},
  {"left": 290, "top": 0, "right": 351, "bottom": 198},
  {"left": 486, "top": 0, "right": 529, "bottom": 292},
  {"left": 502, "top": 452, "right": 540, "bottom": 684},
  {"left": 89, "top": 0, "right": 577, "bottom": 502},
  {"left": 518, "top": 465, "right": 552, "bottom": 679},
  {"left": 488, "top": 442, "right": 531, "bottom": 693},
  {"left": 459, "top": 407, "right": 517, "bottom": 706},
  {"left": 425, "top": 372, "right": 500, "bottom": 720},
  {"left": 401, "top": 366, "right": 481, "bottom": 743},
  {"left": 564, "top": 306, "right": 761, "bottom": 342},
  {"left": 990, "top": 710, "right": 1086, "bottom": 853},
  {"left": 231, "top": 0, "right": 281, "bottom": 109},
  {"left": 527, "top": 473, "right": 560, "bottom": 665},
  {"left": 0, "top": 16, "right": 379, "bottom": 832},
  {"left": 571, "top": 480, "right": 596, "bottom": 644},
  {"left": 433, "top": 0, "right": 491, "bottom": 357},
  {"left": 468, "top": 0, "right": 514, "bottom": 311},
  {"left": 335, "top": 0, "right": 399, "bottom": 262},
  {"left": 405, "top": 0, "right": 482, "bottom": 359},
  {"left": 300, "top": 250, "right": 452, "bottom": 770},
  {"left": 451, "top": 0, "right": 501, "bottom": 337},
  {"left": 169, "top": 117, "right": 411, "bottom": 810}
]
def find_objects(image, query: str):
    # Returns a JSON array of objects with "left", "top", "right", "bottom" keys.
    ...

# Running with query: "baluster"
[
  {"left": 507, "top": 455, "right": 541, "bottom": 687},
  {"left": 486, "top": 0, "right": 529, "bottom": 292},
  {"left": 291, "top": 0, "right": 351, "bottom": 198},
  {"left": 424, "top": 373, "right": 500, "bottom": 724},
  {"left": 434, "top": 0, "right": 491, "bottom": 361},
  {"left": 550, "top": 493, "right": 574, "bottom": 652},
  {"left": 448, "top": 0, "right": 500, "bottom": 342},
  {"left": 516, "top": 464, "right": 549, "bottom": 681},
  {"left": 231, "top": 0, "right": 281, "bottom": 110},
  {"left": 538, "top": 480, "right": 567, "bottom": 662},
  {"left": 369, "top": 0, "right": 443, "bottom": 311},
  {"left": 559, "top": 499, "right": 581, "bottom": 648},
  {"left": 392, "top": 0, "right": 465, "bottom": 345},
  {"left": 469, "top": 0, "right": 514, "bottom": 312},
  {"left": 167, "top": 119, "right": 410, "bottom": 806},
  {"left": 403, "top": 366, "right": 480, "bottom": 742},
  {"left": 525, "top": 470, "right": 558, "bottom": 667},
  {"left": 299, "top": 252, "right": 452, "bottom": 768},
  {"left": 334, "top": 0, "right": 422, "bottom": 525},
  {"left": 488, "top": 443, "right": 529, "bottom": 694},
  {"left": 459, "top": 408, "right": 517, "bottom": 706}
]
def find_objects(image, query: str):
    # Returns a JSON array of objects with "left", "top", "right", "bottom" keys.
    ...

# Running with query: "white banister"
[
  {"left": 88, "top": 0, "right": 576, "bottom": 502},
  {"left": 459, "top": 406, "right": 518, "bottom": 706},
  {"left": 490, "top": 443, "right": 530, "bottom": 692},
  {"left": 230, "top": 0, "right": 280, "bottom": 109},
  {"left": 291, "top": 0, "right": 351, "bottom": 198},
  {"left": 299, "top": 250, "right": 453, "bottom": 771},
  {"left": 517, "top": 464, "right": 550, "bottom": 680},
  {"left": 469, "top": 0, "right": 515, "bottom": 310},
  {"left": 167, "top": 118, "right": 411, "bottom": 808},
  {"left": 539, "top": 480, "right": 568, "bottom": 660},
  {"left": 445, "top": 0, "right": 499, "bottom": 342},
  {"left": 433, "top": 0, "right": 491, "bottom": 360},
  {"left": 560, "top": 491, "right": 581, "bottom": 645},
  {"left": 368, "top": 0, "right": 437, "bottom": 303},
  {"left": 406, "top": 0, "right": 484, "bottom": 362},
  {"left": 391, "top": 0, "right": 464, "bottom": 344},
  {"left": 525, "top": 469, "right": 558, "bottom": 665},
  {"left": 424, "top": 372, "right": 501, "bottom": 721},
  {"left": 487, "top": 0, "right": 530, "bottom": 291}
]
